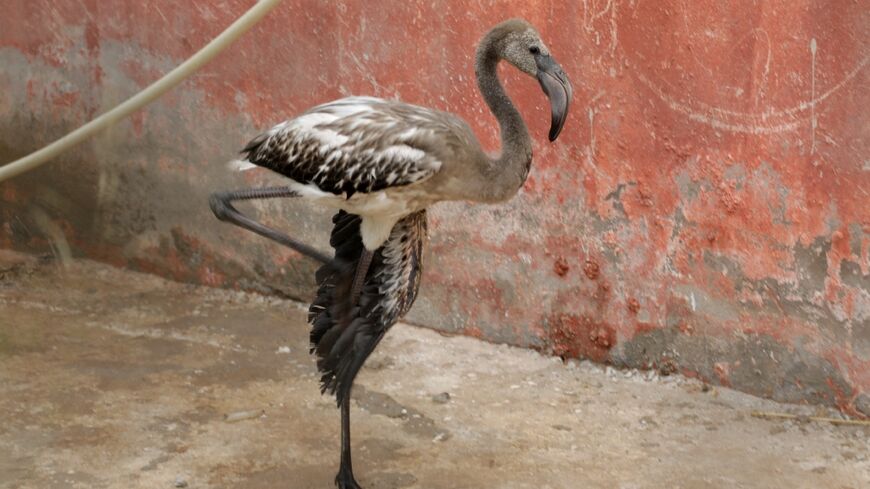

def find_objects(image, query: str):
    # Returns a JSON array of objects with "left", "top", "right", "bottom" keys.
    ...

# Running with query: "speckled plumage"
[
  {"left": 239, "top": 96, "right": 476, "bottom": 199},
  {"left": 237, "top": 96, "right": 487, "bottom": 250}
]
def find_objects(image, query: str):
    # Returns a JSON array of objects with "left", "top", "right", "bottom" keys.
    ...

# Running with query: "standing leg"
[
  {"left": 332, "top": 250, "right": 374, "bottom": 489},
  {"left": 334, "top": 393, "right": 361, "bottom": 489}
]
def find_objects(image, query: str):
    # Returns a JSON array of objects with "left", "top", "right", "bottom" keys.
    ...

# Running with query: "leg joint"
[{"left": 208, "top": 192, "right": 233, "bottom": 221}]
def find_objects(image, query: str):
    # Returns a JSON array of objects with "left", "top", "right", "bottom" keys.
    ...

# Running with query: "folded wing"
[{"left": 240, "top": 97, "right": 455, "bottom": 198}]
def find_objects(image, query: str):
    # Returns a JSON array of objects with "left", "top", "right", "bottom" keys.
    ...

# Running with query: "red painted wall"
[{"left": 1, "top": 1, "right": 868, "bottom": 416}]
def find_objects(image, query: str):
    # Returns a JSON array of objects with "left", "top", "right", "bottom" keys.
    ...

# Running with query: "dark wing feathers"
[
  {"left": 241, "top": 97, "right": 462, "bottom": 197},
  {"left": 308, "top": 209, "right": 427, "bottom": 405}
]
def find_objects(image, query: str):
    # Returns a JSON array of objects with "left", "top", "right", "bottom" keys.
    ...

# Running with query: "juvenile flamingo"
[{"left": 210, "top": 18, "right": 572, "bottom": 488}]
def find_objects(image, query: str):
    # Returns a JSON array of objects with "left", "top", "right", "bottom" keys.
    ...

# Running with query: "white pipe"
[{"left": 0, "top": 0, "right": 285, "bottom": 183}]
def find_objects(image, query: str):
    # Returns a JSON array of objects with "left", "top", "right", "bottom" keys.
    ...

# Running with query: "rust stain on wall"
[{"left": 1, "top": 1, "right": 868, "bottom": 416}]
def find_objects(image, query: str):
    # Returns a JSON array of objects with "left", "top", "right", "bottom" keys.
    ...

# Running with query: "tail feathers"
[
  {"left": 227, "top": 159, "right": 258, "bottom": 172},
  {"left": 227, "top": 131, "right": 272, "bottom": 172}
]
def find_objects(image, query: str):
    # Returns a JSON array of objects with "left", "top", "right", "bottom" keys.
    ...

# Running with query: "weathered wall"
[{"left": 1, "top": 1, "right": 868, "bottom": 416}]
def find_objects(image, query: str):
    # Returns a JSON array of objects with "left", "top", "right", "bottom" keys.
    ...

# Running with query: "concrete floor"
[{"left": 0, "top": 251, "right": 867, "bottom": 489}]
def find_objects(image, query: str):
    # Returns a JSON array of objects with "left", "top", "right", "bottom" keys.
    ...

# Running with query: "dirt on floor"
[{"left": 0, "top": 250, "right": 867, "bottom": 489}]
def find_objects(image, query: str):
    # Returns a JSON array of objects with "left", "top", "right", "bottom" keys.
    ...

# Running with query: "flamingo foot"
[{"left": 335, "top": 466, "right": 363, "bottom": 489}]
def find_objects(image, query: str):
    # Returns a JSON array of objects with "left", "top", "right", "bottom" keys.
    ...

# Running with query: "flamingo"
[{"left": 209, "top": 18, "right": 572, "bottom": 489}]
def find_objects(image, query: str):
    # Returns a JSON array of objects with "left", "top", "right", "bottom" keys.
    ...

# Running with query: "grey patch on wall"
[
  {"left": 611, "top": 327, "right": 860, "bottom": 414},
  {"left": 856, "top": 394, "right": 870, "bottom": 418},
  {"left": 703, "top": 245, "right": 855, "bottom": 337},
  {"left": 792, "top": 237, "right": 832, "bottom": 296}
]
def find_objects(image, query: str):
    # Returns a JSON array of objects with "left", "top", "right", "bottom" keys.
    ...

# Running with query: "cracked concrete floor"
[{"left": 0, "top": 251, "right": 867, "bottom": 489}]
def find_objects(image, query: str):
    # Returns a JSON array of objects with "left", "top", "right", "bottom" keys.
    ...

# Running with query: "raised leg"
[
  {"left": 209, "top": 187, "right": 333, "bottom": 264},
  {"left": 212, "top": 188, "right": 372, "bottom": 489},
  {"left": 334, "top": 393, "right": 362, "bottom": 489}
]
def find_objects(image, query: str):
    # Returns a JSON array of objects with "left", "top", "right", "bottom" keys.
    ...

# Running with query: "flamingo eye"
[{"left": 529, "top": 46, "right": 540, "bottom": 55}]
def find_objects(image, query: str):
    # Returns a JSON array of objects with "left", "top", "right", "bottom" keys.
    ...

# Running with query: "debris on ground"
[
  {"left": 224, "top": 409, "right": 266, "bottom": 423},
  {"left": 431, "top": 392, "right": 451, "bottom": 404}
]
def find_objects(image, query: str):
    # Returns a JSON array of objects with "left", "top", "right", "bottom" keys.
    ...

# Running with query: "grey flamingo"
[{"left": 209, "top": 18, "right": 572, "bottom": 489}]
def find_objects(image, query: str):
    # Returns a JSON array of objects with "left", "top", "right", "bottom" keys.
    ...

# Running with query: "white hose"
[{"left": 0, "top": 0, "right": 284, "bottom": 183}]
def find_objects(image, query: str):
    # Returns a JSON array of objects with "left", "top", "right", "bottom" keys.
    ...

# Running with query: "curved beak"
[{"left": 535, "top": 54, "right": 573, "bottom": 141}]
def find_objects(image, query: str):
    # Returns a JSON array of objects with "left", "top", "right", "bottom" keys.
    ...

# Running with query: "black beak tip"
[
  {"left": 548, "top": 107, "right": 568, "bottom": 142},
  {"left": 535, "top": 55, "right": 571, "bottom": 144}
]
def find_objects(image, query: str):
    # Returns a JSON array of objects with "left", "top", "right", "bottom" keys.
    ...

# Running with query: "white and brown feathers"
[
  {"left": 239, "top": 97, "right": 472, "bottom": 199},
  {"left": 235, "top": 96, "right": 486, "bottom": 251},
  {"left": 308, "top": 209, "right": 427, "bottom": 405},
  {"left": 236, "top": 97, "right": 450, "bottom": 404}
]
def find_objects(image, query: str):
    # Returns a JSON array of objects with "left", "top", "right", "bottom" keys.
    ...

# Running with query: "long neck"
[{"left": 474, "top": 37, "right": 533, "bottom": 201}]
